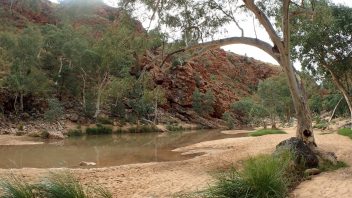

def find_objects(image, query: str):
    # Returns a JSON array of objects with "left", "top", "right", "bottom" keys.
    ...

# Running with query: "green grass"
[
  {"left": 166, "top": 124, "right": 185, "bottom": 132},
  {"left": 96, "top": 117, "right": 114, "bottom": 125},
  {"left": 205, "top": 153, "right": 294, "bottom": 198},
  {"left": 319, "top": 160, "right": 349, "bottom": 172},
  {"left": 249, "top": 129, "right": 287, "bottom": 137},
  {"left": 313, "top": 121, "right": 329, "bottom": 129},
  {"left": 338, "top": 128, "right": 352, "bottom": 139},
  {"left": 0, "top": 172, "right": 112, "bottom": 198},
  {"left": 67, "top": 129, "right": 83, "bottom": 137},
  {"left": 86, "top": 125, "right": 113, "bottom": 135},
  {"left": 39, "top": 172, "right": 87, "bottom": 198},
  {"left": 127, "top": 125, "right": 161, "bottom": 133},
  {"left": 0, "top": 175, "right": 37, "bottom": 198}
]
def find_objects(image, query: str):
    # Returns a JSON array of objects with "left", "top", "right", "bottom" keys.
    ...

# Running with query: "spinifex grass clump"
[
  {"left": 39, "top": 172, "right": 86, "bottom": 198},
  {"left": 205, "top": 153, "right": 294, "bottom": 198},
  {"left": 249, "top": 129, "right": 287, "bottom": 137},
  {"left": 0, "top": 172, "right": 112, "bottom": 198},
  {"left": 0, "top": 175, "right": 37, "bottom": 198}
]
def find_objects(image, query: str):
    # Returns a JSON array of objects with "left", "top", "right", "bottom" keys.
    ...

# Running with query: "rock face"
[
  {"left": 141, "top": 49, "right": 280, "bottom": 126},
  {"left": 275, "top": 137, "right": 319, "bottom": 168}
]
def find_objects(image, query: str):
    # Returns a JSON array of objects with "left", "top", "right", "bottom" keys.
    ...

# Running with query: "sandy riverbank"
[
  {"left": 0, "top": 135, "right": 44, "bottom": 146},
  {"left": 0, "top": 127, "right": 351, "bottom": 197}
]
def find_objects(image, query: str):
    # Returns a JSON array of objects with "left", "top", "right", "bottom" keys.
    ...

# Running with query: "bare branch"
[
  {"left": 283, "top": 0, "right": 290, "bottom": 55},
  {"left": 160, "top": 36, "right": 281, "bottom": 68},
  {"left": 243, "top": 0, "right": 283, "bottom": 50}
]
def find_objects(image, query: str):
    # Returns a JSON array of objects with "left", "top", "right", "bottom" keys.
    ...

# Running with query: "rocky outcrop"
[
  {"left": 275, "top": 137, "right": 319, "bottom": 168},
  {"left": 141, "top": 49, "right": 280, "bottom": 126}
]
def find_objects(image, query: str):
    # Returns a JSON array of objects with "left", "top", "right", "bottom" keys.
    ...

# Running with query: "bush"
[
  {"left": 44, "top": 98, "right": 64, "bottom": 122},
  {"left": 67, "top": 129, "right": 83, "bottom": 137},
  {"left": 338, "top": 128, "right": 352, "bottom": 139},
  {"left": 249, "top": 129, "right": 287, "bottom": 137},
  {"left": 0, "top": 173, "right": 112, "bottom": 198},
  {"left": 127, "top": 125, "right": 160, "bottom": 133},
  {"left": 86, "top": 125, "right": 112, "bottom": 135},
  {"left": 166, "top": 124, "right": 185, "bottom": 132},
  {"left": 39, "top": 172, "right": 86, "bottom": 198},
  {"left": 205, "top": 154, "right": 292, "bottom": 198},
  {"left": 313, "top": 119, "right": 328, "bottom": 130},
  {"left": 0, "top": 175, "right": 37, "bottom": 198},
  {"left": 222, "top": 112, "right": 235, "bottom": 129}
]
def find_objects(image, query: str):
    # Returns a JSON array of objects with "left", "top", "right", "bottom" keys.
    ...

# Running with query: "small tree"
[
  {"left": 192, "top": 88, "right": 215, "bottom": 115},
  {"left": 44, "top": 98, "right": 64, "bottom": 122}
]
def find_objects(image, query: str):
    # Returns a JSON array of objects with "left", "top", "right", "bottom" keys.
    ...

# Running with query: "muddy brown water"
[{"left": 0, "top": 130, "right": 247, "bottom": 169}]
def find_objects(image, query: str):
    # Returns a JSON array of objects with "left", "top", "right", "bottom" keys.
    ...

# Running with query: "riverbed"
[{"left": 0, "top": 129, "right": 247, "bottom": 168}]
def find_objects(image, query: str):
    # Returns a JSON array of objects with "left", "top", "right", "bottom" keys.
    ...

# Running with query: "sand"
[
  {"left": 0, "top": 135, "right": 44, "bottom": 145},
  {"left": 0, "top": 128, "right": 351, "bottom": 197}
]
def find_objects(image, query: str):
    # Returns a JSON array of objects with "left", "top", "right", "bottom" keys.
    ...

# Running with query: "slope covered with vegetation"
[{"left": 0, "top": 0, "right": 279, "bottom": 130}]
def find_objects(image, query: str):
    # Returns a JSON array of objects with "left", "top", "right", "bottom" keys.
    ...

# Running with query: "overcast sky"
[{"left": 49, "top": 0, "right": 352, "bottom": 67}]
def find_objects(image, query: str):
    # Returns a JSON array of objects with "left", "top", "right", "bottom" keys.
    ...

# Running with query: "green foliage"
[
  {"left": 318, "top": 160, "right": 348, "bottom": 172},
  {"left": 249, "top": 129, "right": 287, "bottom": 137},
  {"left": 0, "top": 175, "right": 37, "bottom": 198},
  {"left": 67, "top": 129, "right": 83, "bottom": 137},
  {"left": 192, "top": 89, "right": 215, "bottom": 115},
  {"left": 127, "top": 125, "right": 161, "bottom": 133},
  {"left": 0, "top": 172, "right": 112, "bottom": 198},
  {"left": 166, "top": 124, "right": 185, "bottom": 132},
  {"left": 96, "top": 117, "right": 113, "bottom": 125},
  {"left": 338, "top": 128, "right": 352, "bottom": 139},
  {"left": 205, "top": 154, "right": 293, "bottom": 198},
  {"left": 313, "top": 119, "right": 328, "bottom": 130},
  {"left": 86, "top": 125, "right": 113, "bottom": 135},
  {"left": 222, "top": 111, "right": 235, "bottom": 130},
  {"left": 39, "top": 172, "right": 86, "bottom": 198},
  {"left": 44, "top": 98, "right": 64, "bottom": 122},
  {"left": 257, "top": 74, "right": 293, "bottom": 123}
]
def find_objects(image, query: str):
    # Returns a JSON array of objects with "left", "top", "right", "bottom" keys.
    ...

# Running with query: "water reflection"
[{"left": 0, "top": 130, "right": 247, "bottom": 168}]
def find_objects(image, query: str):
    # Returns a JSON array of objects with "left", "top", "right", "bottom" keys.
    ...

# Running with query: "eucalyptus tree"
[
  {"left": 122, "top": 0, "right": 318, "bottom": 145},
  {"left": 291, "top": 2, "right": 352, "bottom": 129},
  {"left": 0, "top": 27, "right": 51, "bottom": 113}
]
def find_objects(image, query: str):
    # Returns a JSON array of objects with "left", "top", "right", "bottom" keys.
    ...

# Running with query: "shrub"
[
  {"left": 0, "top": 173, "right": 112, "bottom": 198},
  {"left": 0, "top": 175, "right": 37, "bottom": 198},
  {"left": 44, "top": 98, "right": 64, "bottom": 122},
  {"left": 67, "top": 129, "right": 83, "bottom": 137},
  {"left": 166, "top": 124, "right": 185, "bottom": 132},
  {"left": 338, "top": 128, "right": 352, "bottom": 139},
  {"left": 192, "top": 89, "right": 215, "bottom": 115},
  {"left": 96, "top": 117, "right": 113, "bottom": 125},
  {"left": 249, "top": 129, "right": 287, "bottom": 137},
  {"left": 39, "top": 172, "right": 86, "bottom": 198},
  {"left": 40, "top": 130, "right": 50, "bottom": 139},
  {"left": 313, "top": 119, "right": 328, "bottom": 130},
  {"left": 127, "top": 125, "right": 160, "bottom": 133},
  {"left": 205, "top": 154, "right": 292, "bottom": 198},
  {"left": 222, "top": 112, "right": 235, "bottom": 129},
  {"left": 86, "top": 125, "right": 112, "bottom": 135}
]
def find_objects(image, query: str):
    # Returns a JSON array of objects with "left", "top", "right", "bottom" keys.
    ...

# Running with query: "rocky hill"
[
  {"left": 141, "top": 49, "right": 279, "bottom": 127},
  {"left": 0, "top": 0, "right": 280, "bottom": 127}
]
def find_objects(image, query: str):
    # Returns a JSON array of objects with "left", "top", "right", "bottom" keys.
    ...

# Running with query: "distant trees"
[
  {"left": 0, "top": 27, "right": 51, "bottom": 113},
  {"left": 230, "top": 74, "right": 294, "bottom": 128},
  {"left": 291, "top": 2, "right": 352, "bottom": 129}
]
